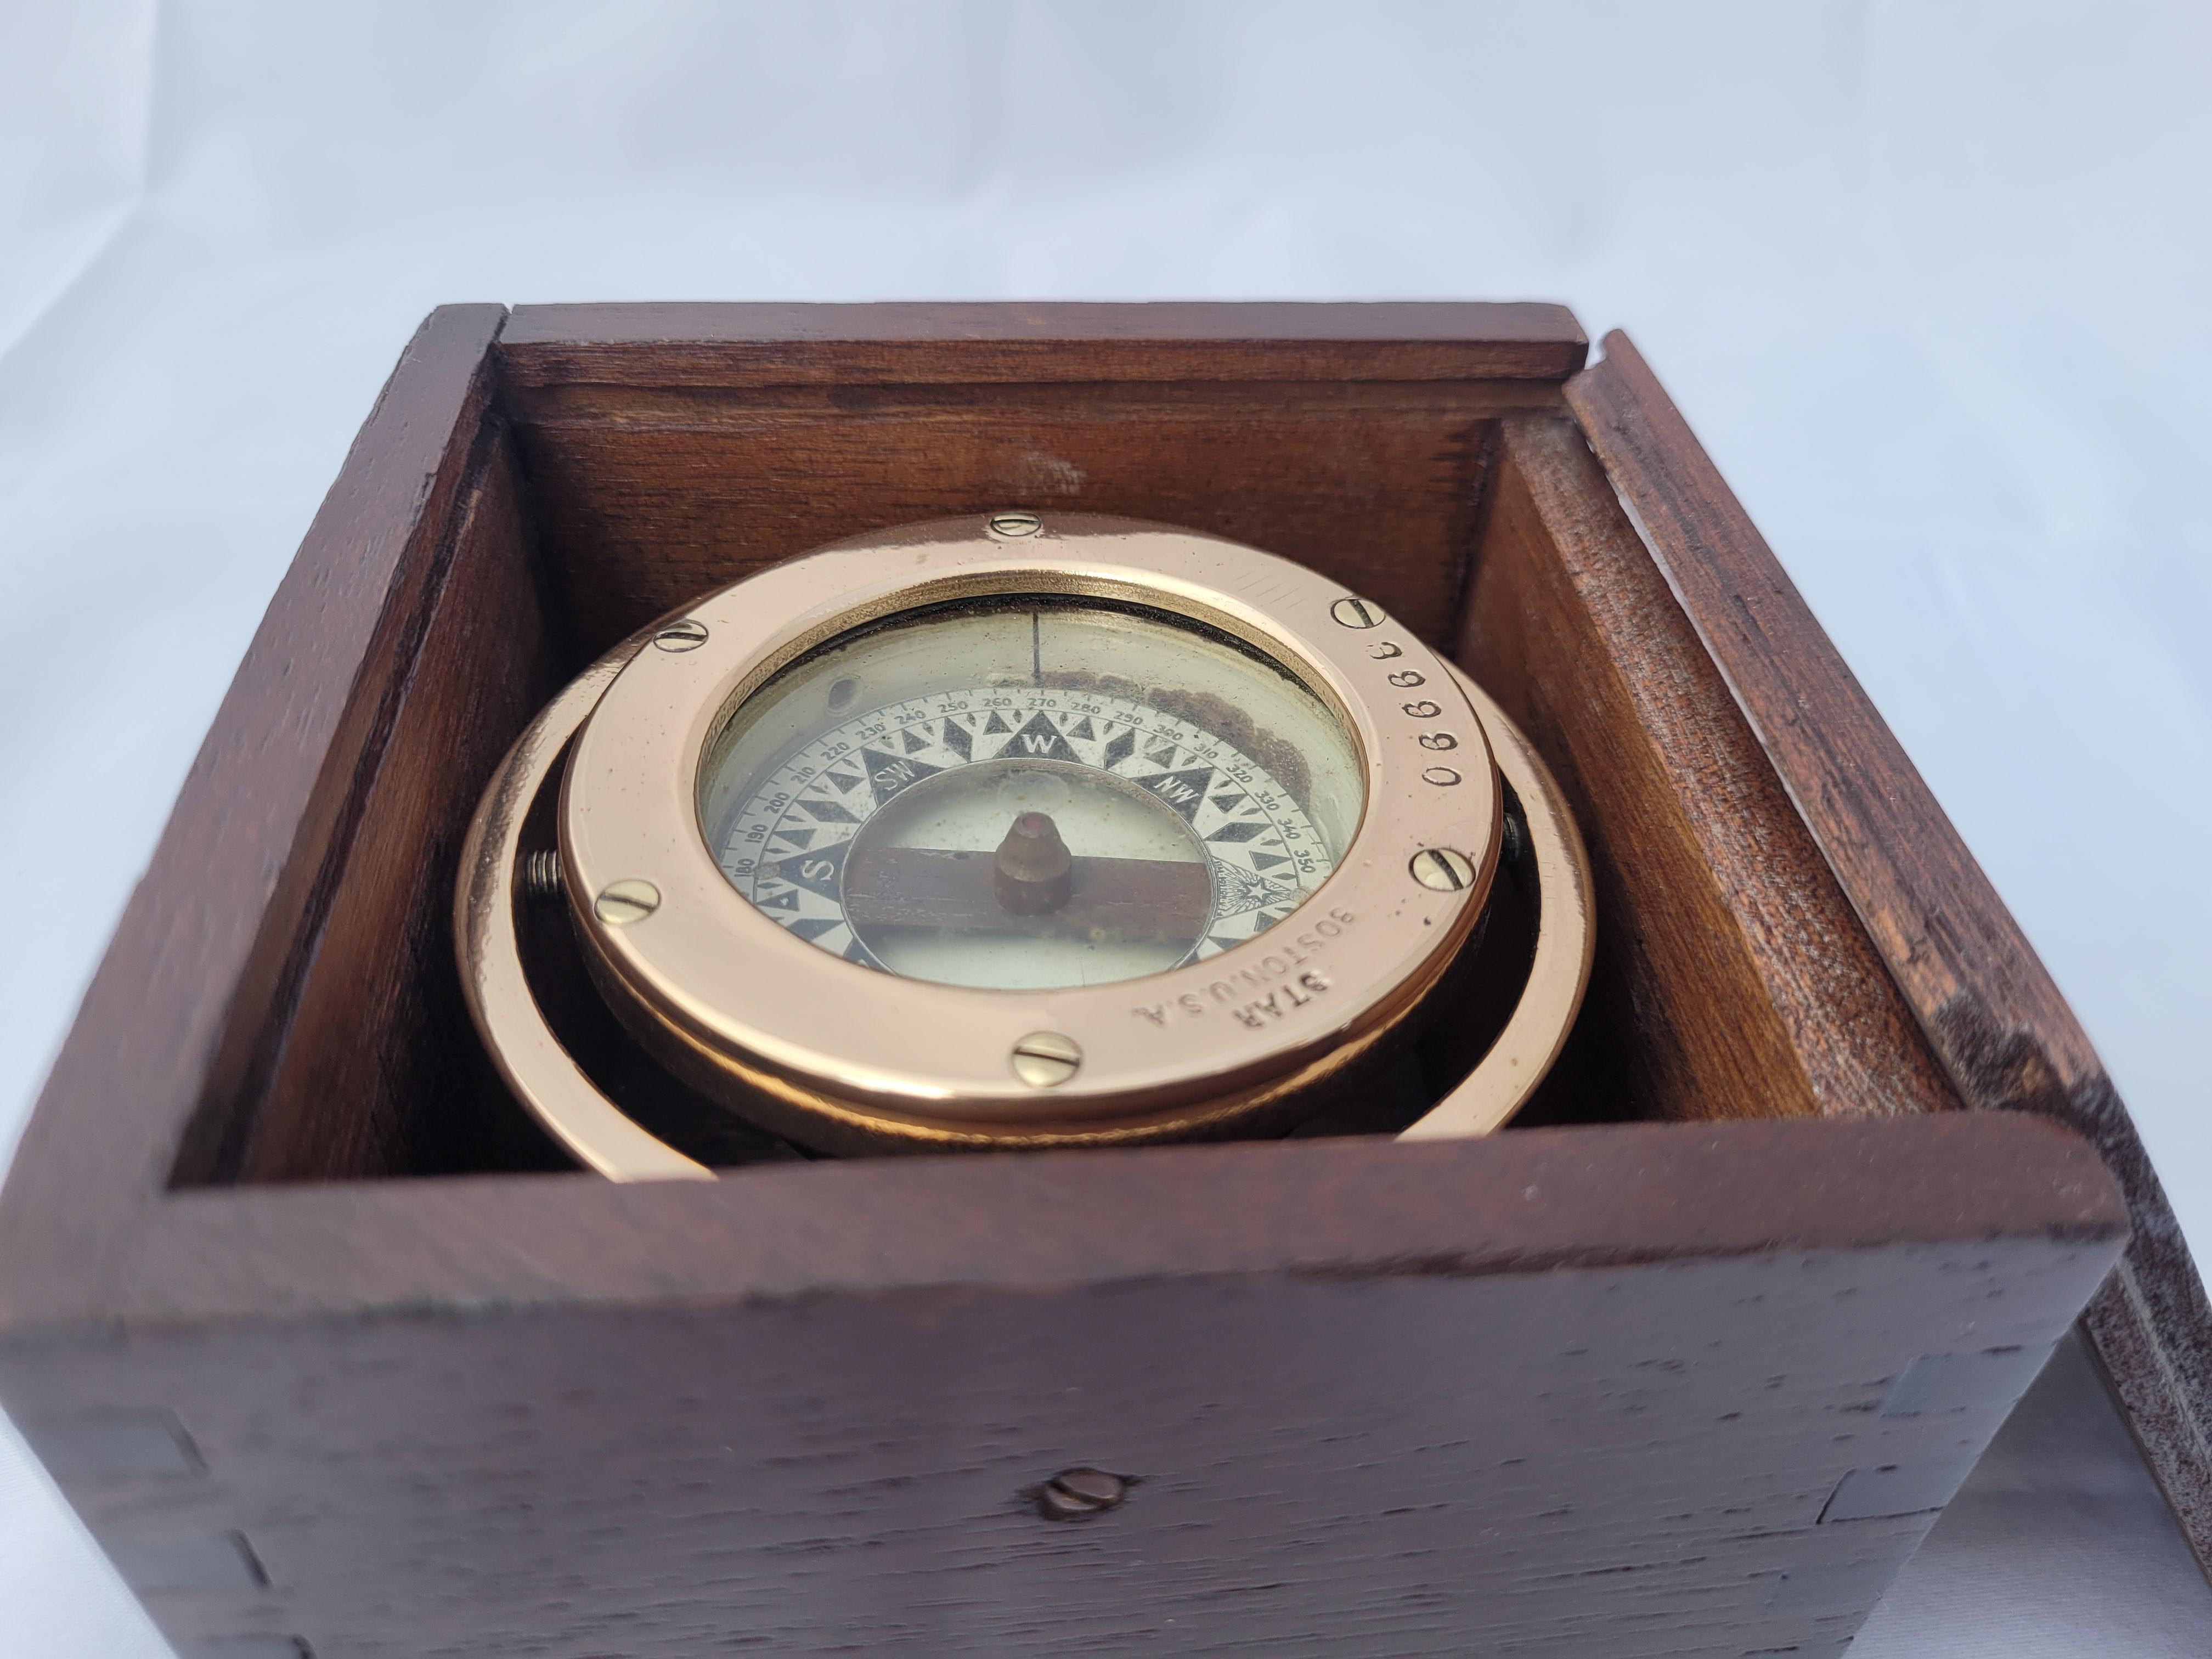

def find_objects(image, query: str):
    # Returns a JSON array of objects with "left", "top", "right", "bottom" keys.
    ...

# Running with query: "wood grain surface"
[
  {"left": 497, "top": 301, "right": 1581, "bottom": 658},
  {"left": 1566, "top": 331, "right": 2212, "bottom": 1576},
  {"left": 497, "top": 298, "right": 1590, "bottom": 385},
  {"left": 235, "top": 425, "right": 569, "bottom": 1183},
  {"left": 4, "top": 1116, "right": 2128, "bottom": 1659},
  {"left": 1458, "top": 417, "right": 1963, "bottom": 1125},
  {"left": 0, "top": 305, "right": 508, "bottom": 1303}
]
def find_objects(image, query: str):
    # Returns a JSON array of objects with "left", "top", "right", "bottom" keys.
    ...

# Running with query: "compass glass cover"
[{"left": 698, "top": 597, "right": 1364, "bottom": 991}]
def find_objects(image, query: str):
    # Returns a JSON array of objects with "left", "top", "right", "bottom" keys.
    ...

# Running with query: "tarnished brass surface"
[
  {"left": 452, "top": 633, "right": 716, "bottom": 1181},
  {"left": 1398, "top": 669, "right": 1595, "bottom": 1142}
]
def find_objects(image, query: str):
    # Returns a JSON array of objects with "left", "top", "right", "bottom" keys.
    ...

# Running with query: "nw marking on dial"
[{"left": 719, "top": 689, "right": 1331, "bottom": 966}]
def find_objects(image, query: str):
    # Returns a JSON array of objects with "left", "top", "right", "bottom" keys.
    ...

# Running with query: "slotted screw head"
[
  {"left": 988, "top": 511, "right": 1043, "bottom": 537},
  {"left": 1330, "top": 595, "right": 1384, "bottom": 628},
  {"left": 1410, "top": 848, "right": 1476, "bottom": 891},
  {"left": 594, "top": 879, "right": 662, "bottom": 924},
  {"left": 1011, "top": 1031, "right": 1082, "bottom": 1086},
  {"left": 654, "top": 619, "right": 708, "bottom": 651},
  {"left": 1037, "top": 1467, "right": 1127, "bottom": 1521}
]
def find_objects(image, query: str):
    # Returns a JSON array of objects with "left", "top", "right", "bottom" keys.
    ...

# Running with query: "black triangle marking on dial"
[
  {"left": 941, "top": 718, "right": 973, "bottom": 761},
  {"left": 1250, "top": 851, "right": 1293, "bottom": 870},
  {"left": 1102, "top": 728, "right": 1136, "bottom": 770},
  {"left": 900, "top": 727, "right": 930, "bottom": 754},
  {"left": 1067, "top": 716, "right": 1096, "bottom": 740},
  {"left": 827, "top": 770, "right": 865, "bottom": 794},
  {"left": 1145, "top": 745, "right": 1180, "bottom": 770},
  {"left": 1210, "top": 792, "right": 1248, "bottom": 812},
  {"left": 768, "top": 826, "right": 816, "bottom": 851},
  {"left": 787, "top": 916, "right": 845, "bottom": 943},
  {"left": 1205, "top": 820, "right": 1268, "bottom": 843},
  {"left": 762, "top": 839, "right": 850, "bottom": 901},
  {"left": 799, "top": 797, "right": 862, "bottom": 823},
  {"left": 1206, "top": 935, "right": 1246, "bottom": 954},
  {"left": 999, "top": 712, "right": 1078, "bottom": 765},
  {"left": 754, "top": 888, "right": 800, "bottom": 911},
  {"left": 984, "top": 710, "right": 1014, "bottom": 735},
  {"left": 1138, "top": 766, "right": 1216, "bottom": 822}
]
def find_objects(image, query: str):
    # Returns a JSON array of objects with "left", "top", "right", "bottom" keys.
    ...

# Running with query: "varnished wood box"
[{"left": 1, "top": 303, "right": 2199, "bottom": 1658}]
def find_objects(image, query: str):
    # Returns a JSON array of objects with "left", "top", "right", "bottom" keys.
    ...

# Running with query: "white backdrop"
[{"left": 2, "top": 4, "right": 2209, "bottom": 1654}]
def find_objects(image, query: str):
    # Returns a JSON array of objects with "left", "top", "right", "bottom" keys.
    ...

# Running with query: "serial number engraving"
[{"left": 1372, "top": 640, "right": 1469, "bottom": 777}]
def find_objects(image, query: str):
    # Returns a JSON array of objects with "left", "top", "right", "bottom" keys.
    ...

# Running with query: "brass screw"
[
  {"left": 988, "top": 511, "right": 1043, "bottom": 538},
  {"left": 520, "top": 849, "right": 565, "bottom": 902},
  {"left": 654, "top": 619, "right": 708, "bottom": 651},
  {"left": 1036, "top": 1467, "right": 1128, "bottom": 1521},
  {"left": 594, "top": 879, "right": 662, "bottom": 924},
  {"left": 1501, "top": 806, "right": 1528, "bottom": 867},
  {"left": 1011, "top": 1031, "right": 1081, "bottom": 1086},
  {"left": 1410, "top": 848, "right": 1476, "bottom": 891},
  {"left": 1330, "top": 596, "right": 1384, "bottom": 629}
]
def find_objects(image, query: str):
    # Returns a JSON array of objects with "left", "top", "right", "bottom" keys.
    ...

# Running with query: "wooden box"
[{"left": 0, "top": 303, "right": 2198, "bottom": 1658}]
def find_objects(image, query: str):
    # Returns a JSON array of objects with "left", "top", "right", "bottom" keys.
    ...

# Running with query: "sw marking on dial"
[{"left": 718, "top": 688, "right": 1333, "bottom": 979}]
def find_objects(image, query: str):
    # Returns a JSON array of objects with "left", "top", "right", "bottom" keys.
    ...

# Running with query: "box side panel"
[
  {"left": 2, "top": 1231, "right": 2118, "bottom": 1659},
  {"left": 496, "top": 298, "right": 1590, "bottom": 384},
  {"left": 1565, "top": 331, "right": 2212, "bottom": 1577},
  {"left": 0, "top": 306, "right": 508, "bottom": 1321},
  {"left": 33, "top": 1113, "right": 2119, "bottom": 1324},
  {"left": 499, "top": 381, "right": 1534, "bottom": 662},
  {"left": 1459, "top": 417, "right": 1962, "bottom": 1125},
  {"left": 237, "top": 422, "right": 571, "bottom": 1182}
]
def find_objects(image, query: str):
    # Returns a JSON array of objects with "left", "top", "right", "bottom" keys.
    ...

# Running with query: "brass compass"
[{"left": 457, "top": 511, "right": 1593, "bottom": 1174}]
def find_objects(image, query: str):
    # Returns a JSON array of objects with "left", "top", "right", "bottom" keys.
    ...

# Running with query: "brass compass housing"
[{"left": 457, "top": 512, "right": 1593, "bottom": 1175}]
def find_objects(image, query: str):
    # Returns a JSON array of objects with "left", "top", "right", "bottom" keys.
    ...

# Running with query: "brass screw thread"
[
  {"left": 1502, "top": 805, "right": 1529, "bottom": 867},
  {"left": 521, "top": 849, "right": 565, "bottom": 903}
]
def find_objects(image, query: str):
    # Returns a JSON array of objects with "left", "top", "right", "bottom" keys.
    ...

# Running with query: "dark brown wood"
[
  {"left": 1457, "top": 417, "right": 1964, "bottom": 1124},
  {"left": 0, "top": 306, "right": 508, "bottom": 1307},
  {"left": 497, "top": 299, "right": 1591, "bottom": 386},
  {"left": 1564, "top": 330, "right": 2212, "bottom": 1576},
  {"left": 0, "top": 303, "right": 2154, "bottom": 1655},
  {"left": 239, "top": 424, "right": 569, "bottom": 1182},
  {"left": 496, "top": 302, "right": 1583, "bottom": 662},
  {"left": 3, "top": 1117, "right": 2128, "bottom": 1658}
]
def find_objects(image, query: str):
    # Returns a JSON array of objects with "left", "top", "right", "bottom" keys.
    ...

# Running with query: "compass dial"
[{"left": 699, "top": 598, "right": 1363, "bottom": 991}]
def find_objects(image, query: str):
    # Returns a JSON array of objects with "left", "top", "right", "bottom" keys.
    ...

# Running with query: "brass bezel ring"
[
  {"left": 454, "top": 647, "right": 1589, "bottom": 1174},
  {"left": 453, "top": 629, "right": 715, "bottom": 1181},
  {"left": 558, "top": 514, "right": 1499, "bottom": 1147},
  {"left": 455, "top": 514, "right": 1595, "bottom": 1173},
  {"left": 1402, "top": 668, "right": 1596, "bottom": 1140}
]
